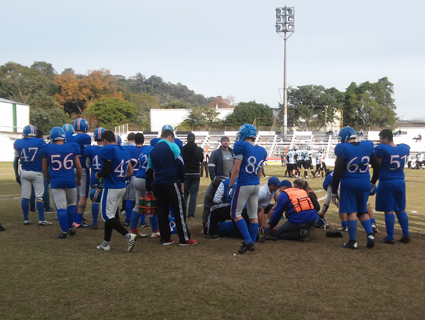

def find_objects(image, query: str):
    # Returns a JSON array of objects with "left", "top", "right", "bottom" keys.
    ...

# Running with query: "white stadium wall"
[{"left": 150, "top": 108, "right": 235, "bottom": 132}]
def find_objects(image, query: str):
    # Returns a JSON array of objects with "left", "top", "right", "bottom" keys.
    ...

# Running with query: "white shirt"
[{"left": 258, "top": 183, "right": 276, "bottom": 207}]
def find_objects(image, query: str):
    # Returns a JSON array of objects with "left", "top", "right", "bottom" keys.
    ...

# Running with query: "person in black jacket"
[
  {"left": 181, "top": 133, "right": 204, "bottom": 218},
  {"left": 208, "top": 136, "right": 234, "bottom": 180}
]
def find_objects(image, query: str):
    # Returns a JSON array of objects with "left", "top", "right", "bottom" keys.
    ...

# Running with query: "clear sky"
[{"left": 1, "top": 0, "right": 424, "bottom": 119}]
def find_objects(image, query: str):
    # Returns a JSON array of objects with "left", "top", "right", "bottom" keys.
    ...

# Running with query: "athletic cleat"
[
  {"left": 204, "top": 234, "right": 220, "bottom": 240},
  {"left": 29, "top": 208, "right": 36, "bottom": 213},
  {"left": 68, "top": 228, "right": 77, "bottom": 236},
  {"left": 38, "top": 220, "right": 52, "bottom": 226},
  {"left": 299, "top": 229, "right": 310, "bottom": 242},
  {"left": 91, "top": 225, "right": 98, "bottom": 230},
  {"left": 326, "top": 231, "right": 343, "bottom": 238},
  {"left": 130, "top": 228, "right": 148, "bottom": 238},
  {"left": 161, "top": 239, "right": 175, "bottom": 246},
  {"left": 397, "top": 235, "right": 411, "bottom": 243},
  {"left": 367, "top": 233, "right": 375, "bottom": 248},
  {"left": 343, "top": 240, "right": 358, "bottom": 249},
  {"left": 371, "top": 223, "right": 379, "bottom": 233},
  {"left": 380, "top": 237, "right": 395, "bottom": 244},
  {"left": 126, "top": 233, "right": 137, "bottom": 252},
  {"left": 57, "top": 232, "right": 69, "bottom": 239},
  {"left": 123, "top": 220, "right": 130, "bottom": 227},
  {"left": 258, "top": 227, "right": 266, "bottom": 243},
  {"left": 179, "top": 239, "right": 198, "bottom": 246},
  {"left": 120, "top": 210, "right": 126, "bottom": 215},
  {"left": 96, "top": 244, "right": 111, "bottom": 251},
  {"left": 24, "top": 220, "right": 32, "bottom": 225},
  {"left": 0, "top": 224, "right": 5, "bottom": 231},
  {"left": 140, "top": 223, "right": 149, "bottom": 228},
  {"left": 238, "top": 241, "right": 254, "bottom": 254},
  {"left": 45, "top": 207, "right": 54, "bottom": 213},
  {"left": 150, "top": 230, "right": 161, "bottom": 238},
  {"left": 338, "top": 226, "right": 348, "bottom": 232}
]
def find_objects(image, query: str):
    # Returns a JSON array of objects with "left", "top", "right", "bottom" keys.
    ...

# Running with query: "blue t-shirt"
[
  {"left": 323, "top": 171, "right": 334, "bottom": 191},
  {"left": 334, "top": 140, "right": 374, "bottom": 180},
  {"left": 233, "top": 140, "right": 267, "bottom": 186},
  {"left": 83, "top": 145, "right": 104, "bottom": 186},
  {"left": 125, "top": 145, "right": 145, "bottom": 176},
  {"left": 66, "top": 133, "right": 92, "bottom": 169},
  {"left": 100, "top": 144, "right": 131, "bottom": 189},
  {"left": 135, "top": 145, "right": 153, "bottom": 179},
  {"left": 14, "top": 137, "right": 46, "bottom": 172},
  {"left": 41, "top": 143, "right": 80, "bottom": 189},
  {"left": 374, "top": 143, "right": 410, "bottom": 181}
]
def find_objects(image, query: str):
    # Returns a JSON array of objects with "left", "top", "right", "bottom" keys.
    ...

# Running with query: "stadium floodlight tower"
[{"left": 275, "top": 6, "right": 294, "bottom": 140}]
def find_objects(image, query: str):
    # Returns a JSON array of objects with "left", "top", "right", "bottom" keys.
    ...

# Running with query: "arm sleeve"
[
  {"left": 213, "top": 183, "right": 225, "bottom": 204},
  {"left": 370, "top": 153, "right": 381, "bottom": 184},
  {"left": 13, "top": 156, "right": 19, "bottom": 176},
  {"left": 331, "top": 156, "right": 345, "bottom": 194},
  {"left": 322, "top": 186, "right": 332, "bottom": 211},
  {"left": 308, "top": 191, "right": 320, "bottom": 212},
  {"left": 96, "top": 160, "right": 112, "bottom": 178},
  {"left": 269, "top": 193, "right": 289, "bottom": 228}
]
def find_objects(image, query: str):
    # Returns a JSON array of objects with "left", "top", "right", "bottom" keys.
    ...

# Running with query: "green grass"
[{"left": 1, "top": 162, "right": 425, "bottom": 320}]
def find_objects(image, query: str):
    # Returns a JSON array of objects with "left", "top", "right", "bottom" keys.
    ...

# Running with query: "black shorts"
[
  {"left": 304, "top": 160, "right": 311, "bottom": 169},
  {"left": 297, "top": 161, "right": 304, "bottom": 169}
]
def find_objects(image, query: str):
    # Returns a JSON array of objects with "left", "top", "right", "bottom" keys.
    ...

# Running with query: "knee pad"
[{"left": 357, "top": 211, "right": 366, "bottom": 218}]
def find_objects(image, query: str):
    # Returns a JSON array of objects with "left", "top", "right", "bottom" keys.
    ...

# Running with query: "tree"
[
  {"left": 128, "top": 94, "right": 160, "bottom": 129},
  {"left": 0, "top": 62, "right": 57, "bottom": 109},
  {"left": 30, "top": 108, "right": 71, "bottom": 133},
  {"left": 162, "top": 102, "right": 188, "bottom": 109},
  {"left": 224, "top": 101, "right": 274, "bottom": 127},
  {"left": 54, "top": 72, "right": 86, "bottom": 114},
  {"left": 31, "top": 61, "right": 56, "bottom": 79},
  {"left": 85, "top": 98, "right": 136, "bottom": 129},
  {"left": 279, "top": 85, "right": 344, "bottom": 129},
  {"left": 180, "top": 106, "right": 221, "bottom": 128},
  {"left": 209, "top": 96, "right": 236, "bottom": 109},
  {"left": 343, "top": 77, "right": 397, "bottom": 127}
]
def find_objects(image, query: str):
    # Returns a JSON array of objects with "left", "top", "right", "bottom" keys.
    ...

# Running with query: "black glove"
[{"left": 16, "top": 175, "right": 21, "bottom": 185}]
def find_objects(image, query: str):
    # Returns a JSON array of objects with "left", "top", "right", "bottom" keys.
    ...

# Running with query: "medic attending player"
[
  {"left": 13, "top": 125, "right": 51, "bottom": 226},
  {"left": 41, "top": 127, "right": 82, "bottom": 239},
  {"left": 331, "top": 127, "right": 380, "bottom": 249},
  {"left": 374, "top": 129, "right": 411, "bottom": 244},
  {"left": 83, "top": 127, "right": 105, "bottom": 229},
  {"left": 66, "top": 118, "right": 92, "bottom": 228},
  {"left": 229, "top": 124, "right": 267, "bottom": 254}
]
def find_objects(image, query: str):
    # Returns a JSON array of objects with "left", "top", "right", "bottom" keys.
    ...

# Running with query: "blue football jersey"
[
  {"left": 323, "top": 171, "right": 334, "bottom": 191},
  {"left": 125, "top": 145, "right": 145, "bottom": 176},
  {"left": 83, "top": 145, "right": 104, "bottom": 185},
  {"left": 374, "top": 143, "right": 410, "bottom": 181},
  {"left": 14, "top": 138, "right": 46, "bottom": 172},
  {"left": 66, "top": 133, "right": 91, "bottom": 169},
  {"left": 334, "top": 140, "right": 374, "bottom": 180},
  {"left": 233, "top": 141, "right": 267, "bottom": 186},
  {"left": 100, "top": 145, "right": 131, "bottom": 189},
  {"left": 41, "top": 143, "right": 80, "bottom": 189},
  {"left": 135, "top": 145, "right": 153, "bottom": 179}
]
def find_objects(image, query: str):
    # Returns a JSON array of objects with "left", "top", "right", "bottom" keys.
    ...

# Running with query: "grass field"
[{"left": 1, "top": 162, "right": 424, "bottom": 320}]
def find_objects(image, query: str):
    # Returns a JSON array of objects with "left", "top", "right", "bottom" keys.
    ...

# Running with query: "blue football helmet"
[
  {"left": 237, "top": 124, "right": 257, "bottom": 141},
  {"left": 23, "top": 125, "right": 37, "bottom": 137},
  {"left": 94, "top": 127, "right": 105, "bottom": 141},
  {"left": 90, "top": 185, "right": 103, "bottom": 203},
  {"left": 49, "top": 127, "right": 66, "bottom": 141},
  {"left": 116, "top": 135, "right": 122, "bottom": 146},
  {"left": 62, "top": 124, "right": 74, "bottom": 133},
  {"left": 73, "top": 118, "right": 89, "bottom": 133},
  {"left": 338, "top": 127, "right": 356, "bottom": 143}
]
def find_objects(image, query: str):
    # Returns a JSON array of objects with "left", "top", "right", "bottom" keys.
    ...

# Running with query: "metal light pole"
[{"left": 275, "top": 6, "right": 294, "bottom": 140}]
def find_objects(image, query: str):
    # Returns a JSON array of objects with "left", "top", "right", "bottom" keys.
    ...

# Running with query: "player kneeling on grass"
[
  {"left": 95, "top": 130, "right": 136, "bottom": 252},
  {"left": 374, "top": 129, "right": 411, "bottom": 244},
  {"left": 41, "top": 127, "right": 81, "bottom": 239},
  {"left": 267, "top": 180, "right": 317, "bottom": 241}
]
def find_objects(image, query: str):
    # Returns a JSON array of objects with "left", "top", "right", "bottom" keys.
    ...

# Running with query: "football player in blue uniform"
[
  {"left": 13, "top": 125, "right": 51, "bottom": 226},
  {"left": 62, "top": 124, "right": 74, "bottom": 141},
  {"left": 229, "top": 124, "right": 267, "bottom": 254},
  {"left": 129, "top": 133, "right": 159, "bottom": 238},
  {"left": 95, "top": 130, "right": 136, "bottom": 252},
  {"left": 83, "top": 127, "right": 105, "bottom": 229},
  {"left": 374, "top": 129, "right": 411, "bottom": 244},
  {"left": 41, "top": 127, "right": 82, "bottom": 238},
  {"left": 331, "top": 127, "right": 380, "bottom": 249},
  {"left": 67, "top": 118, "right": 92, "bottom": 228}
]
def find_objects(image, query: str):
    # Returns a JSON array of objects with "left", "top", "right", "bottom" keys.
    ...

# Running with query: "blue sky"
[{"left": 1, "top": 0, "right": 424, "bottom": 119}]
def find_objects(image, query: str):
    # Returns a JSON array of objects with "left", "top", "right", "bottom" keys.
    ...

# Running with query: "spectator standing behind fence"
[
  {"left": 181, "top": 133, "right": 204, "bottom": 218},
  {"left": 208, "top": 136, "right": 234, "bottom": 180}
]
